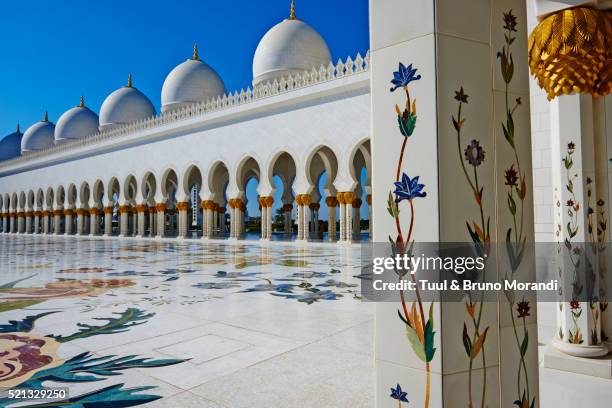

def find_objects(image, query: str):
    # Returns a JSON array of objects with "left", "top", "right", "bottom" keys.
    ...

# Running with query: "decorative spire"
[
  {"left": 78, "top": 95, "right": 85, "bottom": 108},
  {"left": 43, "top": 111, "right": 48, "bottom": 122},
  {"left": 192, "top": 43, "right": 199, "bottom": 60},
  {"left": 127, "top": 73, "right": 133, "bottom": 88},
  {"left": 16, "top": 123, "right": 20, "bottom": 133},
  {"left": 289, "top": 0, "right": 296, "bottom": 19}
]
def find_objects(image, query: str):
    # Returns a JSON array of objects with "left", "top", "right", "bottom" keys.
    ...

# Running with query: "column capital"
[
  {"left": 258, "top": 196, "right": 274, "bottom": 208},
  {"left": 351, "top": 198, "right": 362, "bottom": 208},
  {"left": 88, "top": 208, "right": 99, "bottom": 216},
  {"left": 296, "top": 194, "right": 311, "bottom": 205},
  {"left": 283, "top": 203, "right": 294, "bottom": 211},
  {"left": 135, "top": 204, "right": 148, "bottom": 212},
  {"left": 64, "top": 208, "right": 74, "bottom": 216},
  {"left": 154, "top": 203, "right": 167, "bottom": 212},
  {"left": 75, "top": 208, "right": 87, "bottom": 216},
  {"left": 325, "top": 196, "right": 338, "bottom": 207},
  {"left": 176, "top": 202, "right": 190, "bottom": 211},
  {"left": 103, "top": 206, "right": 113, "bottom": 215},
  {"left": 118, "top": 205, "right": 132, "bottom": 214}
]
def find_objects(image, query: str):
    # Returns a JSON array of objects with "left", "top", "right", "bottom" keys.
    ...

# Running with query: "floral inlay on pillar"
[{"left": 386, "top": 62, "right": 435, "bottom": 408}]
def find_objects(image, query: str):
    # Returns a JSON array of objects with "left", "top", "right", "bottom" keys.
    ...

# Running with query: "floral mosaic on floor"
[{"left": 0, "top": 235, "right": 371, "bottom": 407}]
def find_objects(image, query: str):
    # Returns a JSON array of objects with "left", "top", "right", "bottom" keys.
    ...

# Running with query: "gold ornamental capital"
[{"left": 528, "top": 7, "right": 612, "bottom": 99}]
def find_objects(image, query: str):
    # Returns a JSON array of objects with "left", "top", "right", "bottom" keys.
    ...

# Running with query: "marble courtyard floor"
[{"left": 0, "top": 235, "right": 374, "bottom": 407}]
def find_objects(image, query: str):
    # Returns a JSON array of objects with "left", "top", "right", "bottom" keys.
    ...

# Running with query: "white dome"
[
  {"left": 0, "top": 125, "right": 23, "bottom": 160},
  {"left": 253, "top": 15, "right": 331, "bottom": 86},
  {"left": 99, "top": 75, "right": 156, "bottom": 131},
  {"left": 55, "top": 97, "right": 99, "bottom": 142},
  {"left": 21, "top": 113, "right": 55, "bottom": 153},
  {"left": 161, "top": 47, "right": 226, "bottom": 113}
]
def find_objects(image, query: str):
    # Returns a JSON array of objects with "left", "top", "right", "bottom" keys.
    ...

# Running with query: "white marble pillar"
[
  {"left": 202, "top": 201, "right": 212, "bottom": 239},
  {"left": 25, "top": 212, "right": 32, "bottom": 234},
  {"left": 65, "top": 210, "right": 73, "bottom": 235},
  {"left": 370, "top": 1, "right": 539, "bottom": 406},
  {"left": 155, "top": 204, "right": 166, "bottom": 237},
  {"left": 89, "top": 209, "right": 100, "bottom": 236},
  {"left": 136, "top": 205, "right": 146, "bottom": 237},
  {"left": 352, "top": 198, "right": 362, "bottom": 241},
  {"left": 366, "top": 194, "right": 372, "bottom": 233},
  {"left": 42, "top": 210, "right": 50, "bottom": 234},
  {"left": 177, "top": 202, "right": 189, "bottom": 238},
  {"left": 17, "top": 212, "right": 24, "bottom": 234},
  {"left": 338, "top": 192, "right": 354, "bottom": 243},
  {"left": 219, "top": 207, "right": 227, "bottom": 237},
  {"left": 76, "top": 209, "right": 84, "bottom": 235},
  {"left": 296, "top": 194, "right": 310, "bottom": 241},
  {"left": 104, "top": 207, "right": 113, "bottom": 236},
  {"left": 54, "top": 210, "right": 62, "bottom": 235},
  {"left": 119, "top": 205, "right": 129, "bottom": 237},
  {"left": 212, "top": 204, "right": 219, "bottom": 233},
  {"left": 148, "top": 208, "right": 155, "bottom": 236},
  {"left": 1, "top": 213, "right": 7, "bottom": 233},
  {"left": 236, "top": 201, "right": 245, "bottom": 239},
  {"left": 326, "top": 197, "right": 337, "bottom": 241},
  {"left": 283, "top": 204, "right": 292, "bottom": 238},
  {"left": 33, "top": 212, "right": 40, "bottom": 234},
  {"left": 259, "top": 196, "right": 273, "bottom": 240},
  {"left": 549, "top": 94, "right": 609, "bottom": 358}
]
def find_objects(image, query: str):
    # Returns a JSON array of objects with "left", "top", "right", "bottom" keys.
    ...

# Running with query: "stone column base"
[
  {"left": 552, "top": 337, "right": 609, "bottom": 358},
  {"left": 544, "top": 342, "right": 611, "bottom": 379}
]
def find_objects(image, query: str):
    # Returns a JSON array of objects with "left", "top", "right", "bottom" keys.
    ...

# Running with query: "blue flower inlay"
[{"left": 393, "top": 173, "right": 427, "bottom": 202}]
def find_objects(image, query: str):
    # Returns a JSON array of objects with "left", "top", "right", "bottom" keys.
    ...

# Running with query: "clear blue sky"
[
  {"left": 0, "top": 0, "right": 369, "bottom": 135},
  {"left": 0, "top": 0, "right": 370, "bottom": 220}
]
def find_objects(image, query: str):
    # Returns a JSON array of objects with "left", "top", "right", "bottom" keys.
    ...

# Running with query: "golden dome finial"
[
  {"left": 78, "top": 95, "right": 85, "bottom": 108},
  {"left": 43, "top": 111, "right": 48, "bottom": 122},
  {"left": 127, "top": 73, "right": 133, "bottom": 88},
  {"left": 193, "top": 43, "right": 199, "bottom": 60},
  {"left": 289, "top": 0, "right": 296, "bottom": 19}
]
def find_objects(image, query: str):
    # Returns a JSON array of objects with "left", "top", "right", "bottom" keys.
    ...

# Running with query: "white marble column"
[
  {"left": 352, "top": 198, "right": 362, "bottom": 241},
  {"left": 42, "top": 210, "right": 50, "bottom": 234},
  {"left": 177, "top": 202, "right": 189, "bottom": 238},
  {"left": 370, "top": 1, "right": 540, "bottom": 406},
  {"left": 155, "top": 203, "right": 166, "bottom": 237},
  {"left": 25, "top": 211, "right": 32, "bottom": 234},
  {"left": 218, "top": 206, "right": 227, "bottom": 237},
  {"left": 136, "top": 205, "right": 146, "bottom": 237},
  {"left": 283, "top": 203, "right": 292, "bottom": 238},
  {"left": 296, "top": 194, "right": 310, "bottom": 241},
  {"left": 549, "top": 94, "right": 609, "bottom": 358},
  {"left": 9, "top": 212, "right": 16, "bottom": 233},
  {"left": 259, "top": 196, "right": 273, "bottom": 240},
  {"left": 17, "top": 212, "right": 25, "bottom": 234},
  {"left": 64, "top": 210, "right": 73, "bottom": 235},
  {"left": 33, "top": 211, "right": 40, "bottom": 234},
  {"left": 326, "top": 197, "right": 337, "bottom": 241},
  {"left": 53, "top": 210, "right": 62, "bottom": 235},
  {"left": 366, "top": 194, "right": 372, "bottom": 234},
  {"left": 89, "top": 208, "right": 100, "bottom": 236},
  {"left": 103, "top": 207, "right": 113, "bottom": 236},
  {"left": 76, "top": 209, "right": 85, "bottom": 235},
  {"left": 119, "top": 205, "right": 130, "bottom": 237},
  {"left": 337, "top": 192, "right": 354, "bottom": 243}
]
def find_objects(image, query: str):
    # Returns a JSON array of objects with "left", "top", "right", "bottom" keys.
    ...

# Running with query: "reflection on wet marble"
[{"left": 0, "top": 235, "right": 374, "bottom": 407}]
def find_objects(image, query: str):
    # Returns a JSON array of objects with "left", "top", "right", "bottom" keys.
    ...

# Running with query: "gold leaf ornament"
[{"left": 528, "top": 8, "right": 612, "bottom": 99}]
